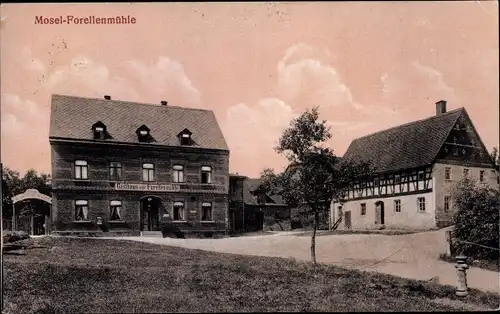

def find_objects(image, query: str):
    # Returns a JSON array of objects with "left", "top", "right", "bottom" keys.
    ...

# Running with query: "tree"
[
  {"left": 452, "top": 176, "right": 499, "bottom": 261},
  {"left": 490, "top": 147, "right": 500, "bottom": 170},
  {"left": 260, "top": 107, "right": 372, "bottom": 265}
]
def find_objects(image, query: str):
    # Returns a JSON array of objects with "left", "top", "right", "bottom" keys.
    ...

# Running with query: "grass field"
[
  {"left": 439, "top": 253, "right": 499, "bottom": 272},
  {"left": 3, "top": 236, "right": 498, "bottom": 313}
]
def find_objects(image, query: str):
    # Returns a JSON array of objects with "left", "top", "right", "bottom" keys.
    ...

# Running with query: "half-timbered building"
[
  {"left": 49, "top": 94, "right": 229, "bottom": 236},
  {"left": 330, "top": 100, "right": 498, "bottom": 231}
]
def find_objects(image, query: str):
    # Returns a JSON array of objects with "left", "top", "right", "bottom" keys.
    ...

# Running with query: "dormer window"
[
  {"left": 178, "top": 128, "right": 193, "bottom": 145},
  {"left": 136, "top": 125, "right": 151, "bottom": 142},
  {"left": 92, "top": 121, "right": 107, "bottom": 140}
]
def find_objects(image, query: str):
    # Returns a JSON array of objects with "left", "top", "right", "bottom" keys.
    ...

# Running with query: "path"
[{"left": 107, "top": 229, "right": 499, "bottom": 294}]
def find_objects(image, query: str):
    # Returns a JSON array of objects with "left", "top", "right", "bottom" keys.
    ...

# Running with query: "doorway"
[
  {"left": 344, "top": 211, "right": 352, "bottom": 229},
  {"left": 140, "top": 196, "right": 161, "bottom": 231},
  {"left": 375, "top": 201, "right": 385, "bottom": 225}
]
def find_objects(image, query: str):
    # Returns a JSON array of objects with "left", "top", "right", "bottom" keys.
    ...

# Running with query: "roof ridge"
[
  {"left": 353, "top": 108, "right": 464, "bottom": 142},
  {"left": 52, "top": 94, "right": 212, "bottom": 113}
]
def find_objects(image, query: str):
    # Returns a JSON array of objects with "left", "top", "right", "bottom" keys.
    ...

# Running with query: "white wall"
[
  {"left": 332, "top": 191, "right": 436, "bottom": 230},
  {"left": 433, "top": 163, "right": 499, "bottom": 226}
]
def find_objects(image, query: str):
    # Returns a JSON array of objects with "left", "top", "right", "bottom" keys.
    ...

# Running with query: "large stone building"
[
  {"left": 49, "top": 94, "right": 229, "bottom": 236},
  {"left": 330, "top": 100, "right": 498, "bottom": 231}
]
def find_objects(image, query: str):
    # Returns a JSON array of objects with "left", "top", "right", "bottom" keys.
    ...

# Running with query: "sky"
[{"left": 1, "top": 2, "right": 498, "bottom": 177}]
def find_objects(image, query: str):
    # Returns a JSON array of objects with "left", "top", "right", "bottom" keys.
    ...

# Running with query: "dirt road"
[{"left": 109, "top": 229, "right": 499, "bottom": 294}]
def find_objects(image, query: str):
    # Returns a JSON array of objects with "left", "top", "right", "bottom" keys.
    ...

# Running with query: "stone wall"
[{"left": 50, "top": 142, "right": 229, "bottom": 234}]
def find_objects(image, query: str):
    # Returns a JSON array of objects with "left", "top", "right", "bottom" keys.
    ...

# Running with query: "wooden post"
[
  {"left": 445, "top": 230, "right": 452, "bottom": 256},
  {"left": 30, "top": 212, "right": 34, "bottom": 236},
  {"left": 11, "top": 203, "right": 16, "bottom": 231}
]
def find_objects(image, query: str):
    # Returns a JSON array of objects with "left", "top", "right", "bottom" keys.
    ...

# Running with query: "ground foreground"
[{"left": 3, "top": 237, "right": 499, "bottom": 313}]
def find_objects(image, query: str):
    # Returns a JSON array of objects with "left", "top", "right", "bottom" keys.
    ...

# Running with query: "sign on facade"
[{"left": 115, "top": 183, "right": 181, "bottom": 192}]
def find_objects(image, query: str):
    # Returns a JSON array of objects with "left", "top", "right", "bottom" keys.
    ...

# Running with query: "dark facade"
[
  {"left": 229, "top": 175, "right": 292, "bottom": 233},
  {"left": 49, "top": 94, "right": 230, "bottom": 236}
]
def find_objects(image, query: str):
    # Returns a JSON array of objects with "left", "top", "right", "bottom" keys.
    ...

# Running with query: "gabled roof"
[
  {"left": 343, "top": 108, "right": 464, "bottom": 173},
  {"left": 243, "top": 178, "right": 286, "bottom": 205},
  {"left": 49, "top": 94, "right": 229, "bottom": 151}
]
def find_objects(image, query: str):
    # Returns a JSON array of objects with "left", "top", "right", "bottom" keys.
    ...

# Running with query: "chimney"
[
  {"left": 104, "top": 95, "right": 111, "bottom": 100},
  {"left": 161, "top": 101, "right": 168, "bottom": 106},
  {"left": 436, "top": 100, "right": 447, "bottom": 116}
]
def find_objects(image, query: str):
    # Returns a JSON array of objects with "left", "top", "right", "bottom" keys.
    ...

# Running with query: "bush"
[
  {"left": 161, "top": 223, "right": 184, "bottom": 239},
  {"left": 452, "top": 177, "right": 499, "bottom": 261},
  {"left": 3, "top": 231, "right": 30, "bottom": 244}
]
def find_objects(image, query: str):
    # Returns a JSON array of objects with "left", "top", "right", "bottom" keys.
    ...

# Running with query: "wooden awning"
[{"left": 11, "top": 189, "right": 51, "bottom": 204}]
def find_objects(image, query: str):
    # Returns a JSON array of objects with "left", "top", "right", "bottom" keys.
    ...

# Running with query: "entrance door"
[
  {"left": 258, "top": 212, "right": 264, "bottom": 231},
  {"left": 33, "top": 214, "right": 46, "bottom": 235},
  {"left": 344, "top": 211, "right": 351, "bottom": 229},
  {"left": 232, "top": 210, "right": 236, "bottom": 232},
  {"left": 141, "top": 197, "right": 161, "bottom": 231},
  {"left": 375, "top": 201, "right": 385, "bottom": 225}
]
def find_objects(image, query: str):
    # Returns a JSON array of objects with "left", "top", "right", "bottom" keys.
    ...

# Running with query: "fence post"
[
  {"left": 445, "top": 230, "right": 452, "bottom": 256},
  {"left": 455, "top": 253, "right": 469, "bottom": 297}
]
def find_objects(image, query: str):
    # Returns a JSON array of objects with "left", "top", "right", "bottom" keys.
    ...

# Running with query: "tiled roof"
[
  {"left": 49, "top": 94, "right": 229, "bottom": 151},
  {"left": 343, "top": 108, "right": 464, "bottom": 173},
  {"left": 243, "top": 178, "right": 285, "bottom": 205}
]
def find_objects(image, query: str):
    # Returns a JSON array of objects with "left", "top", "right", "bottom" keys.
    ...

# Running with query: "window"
[
  {"left": 75, "top": 200, "right": 89, "bottom": 221},
  {"left": 173, "top": 165, "right": 184, "bottom": 183},
  {"left": 374, "top": 178, "right": 380, "bottom": 186},
  {"left": 394, "top": 174, "right": 401, "bottom": 184},
  {"left": 479, "top": 171, "right": 484, "bottom": 182},
  {"left": 230, "top": 180, "right": 237, "bottom": 194},
  {"left": 201, "top": 166, "right": 212, "bottom": 184},
  {"left": 136, "top": 125, "right": 151, "bottom": 142},
  {"left": 444, "top": 167, "right": 451, "bottom": 180},
  {"left": 173, "top": 201, "right": 185, "bottom": 221},
  {"left": 394, "top": 200, "right": 401, "bottom": 213},
  {"left": 360, "top": 203, "right": 366, "bottom": 216},
  {"left": 74, "top": 160, "right": 88, "bottom": 179},
  {"left": 418, "top": 197, "right": 426, "bottom": 212},
  {"left": 109, "top": 200, "right": 122, "bottom": 220},
  {"left": 142, "top": 163, "right": 154, "bottom": 182},
  {"left": 180, "top": 133, "right": 191, "bottom": 145},
  {"left": 444, "top": 196, "right": 451, "bottom": 213},
  {"left": 178, "top": 129, "right": 193, "bottom": 145},
  {"left": 463, "top": 168, "right": 469, "bottom": 177},
  {"left": 92, "top": 121, "right": 106, "bottom": 140},
  {"left": 109, "top": 162, "right": 122, "bottom": 180},
  {"left": 202, "top": 202, "right": 213, "bottom": 221},
  {"left": 418, "top": 170, "right": 425, "bottom": 180}
]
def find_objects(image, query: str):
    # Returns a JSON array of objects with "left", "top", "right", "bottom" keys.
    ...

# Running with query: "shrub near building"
[{"left": 451, "top": 176, "right": 499, "bottom": 262}]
